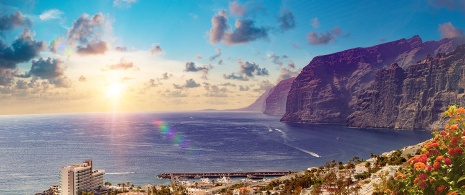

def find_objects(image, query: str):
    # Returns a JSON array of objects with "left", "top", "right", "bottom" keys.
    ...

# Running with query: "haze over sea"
[{"left": 0, "top": 111, "right": 431, "bottom": 194}]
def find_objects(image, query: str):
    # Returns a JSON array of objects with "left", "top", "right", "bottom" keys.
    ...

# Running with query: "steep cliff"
[
  {"left": 282, "top": 35, "right": 465, "bottom": 124},
  {"left": 237, "top": 88, "right": 273, "bottom": 112},
  {"left": 348, "top": 45, "right": 465, "bottom": 129},
  {"left": 263, "top": 77, "right": 294, "bottom": 116}
]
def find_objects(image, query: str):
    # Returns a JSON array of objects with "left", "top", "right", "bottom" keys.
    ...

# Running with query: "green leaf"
[{"left": 458, "top": 176, "right": 465, "bottom": 185}]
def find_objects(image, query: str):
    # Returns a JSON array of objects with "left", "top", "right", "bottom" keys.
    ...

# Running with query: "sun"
[{"left": 105, "top": 83, "right": 125, "bottom": 99}]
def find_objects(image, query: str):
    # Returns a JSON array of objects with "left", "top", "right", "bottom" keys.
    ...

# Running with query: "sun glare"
[{"left": 105, "top": 83, "right": 124, "bottom": 99}]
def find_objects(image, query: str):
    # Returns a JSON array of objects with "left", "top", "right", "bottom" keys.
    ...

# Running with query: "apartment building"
[{"left": 60, "top": 160, "right": 105, "bottom": 195}]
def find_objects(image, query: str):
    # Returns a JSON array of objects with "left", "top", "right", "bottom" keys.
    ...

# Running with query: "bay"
[{"left": 0, "top": 111, "right": 431, "bottom": 194}]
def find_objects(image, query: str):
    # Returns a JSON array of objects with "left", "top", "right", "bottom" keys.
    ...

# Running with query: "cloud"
[
  {"left": 0, "top": 68, "right": 16, "bottom": 85},
  {"left": 78, "top": 75, "right": 86, "bottom": 82},
  {"left": 184, "top": 62, "right": 211, "bottom": 79},
  {"left": 163, "top": 90, "right": 188, "bottom": 98},
  {"left": 173, "top": 78, "right": 201, "bottom": 89},
  {"left": 253, "top": 80, "right": 273, "bottom": 92},
  {"left": 220, "top": 82, "right": 236, "bottom": 87},
  {"left": 278, "top": 67, "right": 300, "bottom": 82},
  {"left": 103, "top": 60, "right": 138, "bottom": 71},
  {"left": 209, "top": 48, "right": 222, "bottom": 61},
  {"left": 0, "top": 11, "right": 31, "bottom": 34},
  {"left": 223, "top": 61, "right": 268, "bottom": 81},
  {"left": 307, "top": 26, "right": 346, "bottom": 45},
  {"left": 40, "top": 9, "right": 64, "bottom": 21},
  {"left": 239, "top": 85, "right": 250, "bottom": 91},
  {"left": 0, "top": 29, "right": 46, "bottom": 69},
  {"left": 218, "top": 59, "right": 224, "bottom": 65},
  {"left": 288, "top": 60, "right": 295, "bottom": 69},
  {"left": 238, "top": 61, "right": 268, "bottom": 77},
  {"left": 195, "top": 55, "right": 202, "bottom": 59},
  {"left": 119, "top": 77, "right": 133, "bottom": 82},
  {"left": 27, "top": 58, "right": 66, "bottom": 79},
  {"left": 311, "top": 17, "right": 320, "bottom": 28},
  {"left": 76, "top": 41, "right": 109, "bottom": 55},
  {"left": 145, "top": 78, "right": 161, "bottom": 88},
  {"left": 205, "top": 84, "right": 228, "bottom": 97},
  {"left": 268, "top": 54, "right": 284, "bottom": 66},
  {"left": 115, "top": 46, "right": 127, "bottom": 52},
  {"left": 223, "top": 73, "right": 248, "bottom": 81},
  {"left": 184, "top": 62, "right": 210, "bottom": 72},
  {"left": 160, "top": 72, "right": 173, "bottom": 80},
  {"left": 209, "top": 10, "right": 229, "bottom": 44},
  {"left": 113, "top": 0, "right": 137, "bottom": 8},
  {"left": 67, "top": 12, "right": 109, "bottom": 55},
  {"left": 151, "top": 44, "right": 163, "bottom": 55},
  {"left": 278, "top": 9, "right": 296, "bottom": 31},
  {"left": 67, "top": 13, "right": 105, "bottom": 44},
  {"left": 439, "top": 22, "right": 463, "bottom": 38},
  {"left": 223, "top": 19, "right": 268, "bottom": 45},
  {"left": 209, "top": 11, "right": 268, "bottom": 45},
  {"left": 307, "top": 32, "right": 334, "bottom": 45},
  {"left": 50, "top": 76, "right": 72, "bottom": 88},
  {"left": 229, "top": 0, "right": 246, "bottom": 16}
]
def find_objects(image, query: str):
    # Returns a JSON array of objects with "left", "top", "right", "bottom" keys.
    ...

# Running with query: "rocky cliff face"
[
  {"left": 348, "top": 45, "right": 465, "bottom": 129},
  {"left": 238, "top": 77, "right": 295, "bottom": 115},
  {"left": 238, "top": 88, "right": 273, "bottom": 112},
  {"left": 263, "top": 78, "right": 294, "bottom": 116},
  {"left": 281, "top": 35, "right": 465, "bottom": 125}
]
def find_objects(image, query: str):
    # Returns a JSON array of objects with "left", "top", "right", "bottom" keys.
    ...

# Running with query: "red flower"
[
  {"left": 444, "top": 158, "right": 451, "bottom": 165},
  {"left": 419, "top": 173, "right": 427, "bottom": 180},
  {"left": 436, "top": 156, "right": 444, "bottom": 162},
  {"left": 451, "top": 124, "right": 459, "bottom": 130},
  {"left": 440, "top": 131, "right": 447, "bottom": 136},
  {"left": 418, "top": 181, "right": 426, "bottom": 189},
  {"left": 433, "top": 161, "right": 440, "bottom": 170},
  {"left": 454, "top": 147, "right": 463, "bottom": 155},
  {"left": 451, "top": 137, "right": 459, "bottom": 146},
  {"left": 436, "top": 185, "right": 446, "bottom": 193},
  {"left": 449, "top": 148, "right": 456, "bottom": 156},
  {"left": 414, "top": 177, "right": 419, "bottom": 184}
]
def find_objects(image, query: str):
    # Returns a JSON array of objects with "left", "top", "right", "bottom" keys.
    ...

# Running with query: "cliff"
[
  {"left": 237, "top": 88, "right": 274, "bottom": 112},
  {"left": 263, "top": 78, "right": 295, "bottom": 116},
  {"left": 347, "top": 45, "right": 465, "bottom": 129},
  {"left": 281, "top": 35, "right": 465, "bottom": 124}
]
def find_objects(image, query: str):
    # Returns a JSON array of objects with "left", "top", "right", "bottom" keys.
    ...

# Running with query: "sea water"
[{"left": 0, "top": 111, "right": 431, "bottom": 194}]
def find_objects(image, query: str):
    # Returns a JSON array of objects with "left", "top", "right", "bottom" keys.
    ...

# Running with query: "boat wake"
[
  {"left": 285, "top": 144, "right": 321, "bottom": 158},
  {"left": 105, "top": 172, "right": 135, "bottom": 175}
]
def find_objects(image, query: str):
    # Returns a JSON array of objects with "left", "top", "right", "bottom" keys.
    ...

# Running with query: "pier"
[{"left": 157, "top": 171, "right": 295, "bottom": 179}]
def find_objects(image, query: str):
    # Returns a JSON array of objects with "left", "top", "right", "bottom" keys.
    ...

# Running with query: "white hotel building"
[{"left": 60, "top": 160, "right": 105, "bottom": 195}]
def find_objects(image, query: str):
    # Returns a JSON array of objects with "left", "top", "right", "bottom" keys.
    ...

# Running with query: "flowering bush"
[{"left": 393, "top": 106, "right": 465, "bottom": 194}]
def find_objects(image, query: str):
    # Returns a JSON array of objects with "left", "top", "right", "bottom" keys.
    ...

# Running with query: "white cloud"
[{"left": 39, "top": 9, "right": 63, "bottom": 21}]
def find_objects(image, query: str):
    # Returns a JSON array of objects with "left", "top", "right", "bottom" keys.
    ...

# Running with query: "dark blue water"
[{"left": 0, "top": 111, "right": 431, "bottom": 194}]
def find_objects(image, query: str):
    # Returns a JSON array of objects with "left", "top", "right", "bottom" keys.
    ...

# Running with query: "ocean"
[{"left": 0, "top": 111, "right": 432, "bottom": 194}]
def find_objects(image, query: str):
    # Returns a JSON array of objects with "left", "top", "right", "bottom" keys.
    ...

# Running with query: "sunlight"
[{"left": 105, "top": 83, "right": 125, "bottom": 99}]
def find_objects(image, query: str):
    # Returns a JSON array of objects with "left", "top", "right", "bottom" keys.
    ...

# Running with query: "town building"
[{"left": 60, "top": 160, "right": 105, "bottom": 195}]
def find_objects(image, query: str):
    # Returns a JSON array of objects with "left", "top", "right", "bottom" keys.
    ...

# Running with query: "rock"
[
  {"left": 236, "top": 88, "right": 274, "bottom": 112},
  {"left": 263, "top": 78, "right": 295, "bottom": 116},
  {"left": 281, "top": 35, "right": 465, "bottom": 125},
  {"left": 347, "top": 45, "right": 465, "bottom": 129}
]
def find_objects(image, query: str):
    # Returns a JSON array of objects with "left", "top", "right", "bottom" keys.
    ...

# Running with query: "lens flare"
[{"left": 152, "top": 119, "right": 197, "bottom": 155}]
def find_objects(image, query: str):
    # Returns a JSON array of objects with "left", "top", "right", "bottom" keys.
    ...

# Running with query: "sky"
[{"left": 0, "top": 0, "right": 464, "bottom": 115}]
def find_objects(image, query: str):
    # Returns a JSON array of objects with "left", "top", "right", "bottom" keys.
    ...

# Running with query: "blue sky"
[{"left": 0, "top": 0, "right": 464, "bottom": 114}]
